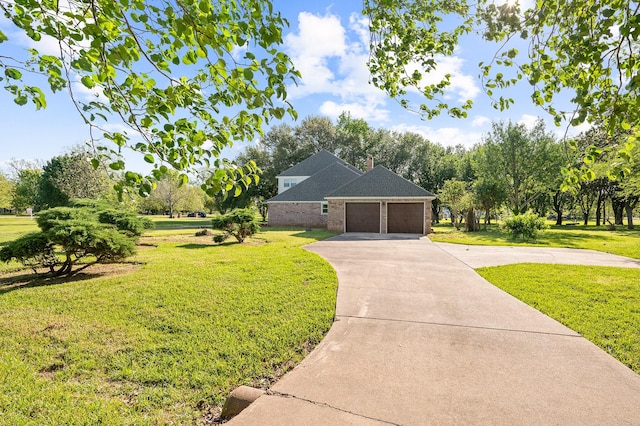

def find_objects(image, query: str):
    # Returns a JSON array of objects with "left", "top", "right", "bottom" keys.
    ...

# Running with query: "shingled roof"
[
  {"left": 267, "top": 162, "right": 363, "bottom": 202},
  {"left": 326, "top": 165, "right": 435, "bottom": 198},
  {"left": 277, "top": 150, "right": 361, "bottom": 177}
]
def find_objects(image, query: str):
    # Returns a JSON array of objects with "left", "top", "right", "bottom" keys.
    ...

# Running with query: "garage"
[
  {"left": 387, "top": 203, "right": 424, "bottom": 234},
  {"left": 346, "top": 203, "right": 380, "bottom": 232},
  {"left": 326, "top": 166, "right": 435, "bottom": 234}
]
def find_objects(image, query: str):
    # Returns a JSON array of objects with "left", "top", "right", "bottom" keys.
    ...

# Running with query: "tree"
[
  {"left": 409, "top": 142, "right": 460, "bottom": 223},
  {"left": 438, "top": 179, "right": 468, "bottom": 230},
  {"left": 236, "top": 146, "right": 277, "bottom": 220},
  {"left": 37, "top": 153, "right": 110, "bottom": 210},
  {"left": 262, "top": 116, "right": 339, "bottom": 176},
  {"left": 11, "top": 168, "right": 42, "bottom": 213},
  {"left": 0, "top": 203, "right": 151, "bottom": 276},
  {"left": 335, "top": 112, "right": 373, "bottom": 170},
  {"left": 0, "top": 173, "right": 14, "bottom": 211},
  {"left": 364, "top": 0, "right": 639, "bottom": 177},
  {"left": 473, "top": 178, "right": 506, "bottom": 229},
  {"left": 146, "top": 171, "right": 202, "bottom": 218},
  {"left": 211, "top": 209, "right": 260, "bottom": 243},
  {"left": 477, "top": 121, "right": 561, "bottom": 215},
  {"left": 0, "top": 0, "right": 299, "bottom": 195}
]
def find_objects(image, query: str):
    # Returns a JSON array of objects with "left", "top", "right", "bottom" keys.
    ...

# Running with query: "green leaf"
[
  {"left": 80, "top": 75, "right": 95, "bottom": 89},
  {"left": 5, "top": 68, "right": 22, "bottom": 80}
]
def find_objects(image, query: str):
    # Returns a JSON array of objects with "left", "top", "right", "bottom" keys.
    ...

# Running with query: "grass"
[
  {"left": 477, "top": 264, "right": 640, "bottom": 374},
  {"left": 0, "top": 216, "right": 40, "bottom": 274},
  {"left": 148, "top": 215, "right": 213, "bottom": 230},
  {"left": 0, "top": 219, "right": 339, "bottom": 424},
  {"left": 429, "top": 222, "right": 640, "bottom": 259}
]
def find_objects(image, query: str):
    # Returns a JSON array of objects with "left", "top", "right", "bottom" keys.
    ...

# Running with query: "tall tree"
[
  {"left": 294, "top": 116, "right": 338, "bottom": 155},
  {"left": 146, "top": 171, "right": 204, "bottom": 218},
  {"left": 0, "top": 0, "right": 299, "bottom": 194},
  {"left": 11, "top": 168, "right": 42, "bottom": 213},
  {"left": 477, "top": 121, "right": 561, "bottom": 215},
  {"left": 335, "top": 112, "right": 373, "bottom": 170},
  {"left": 262, "top": 123, "right": 311, "bottom": 175},
  {"left": 410, "top": 142, "right": 460, "bottom": 222},
  {"left": 37, "top": 153, "right": 110, "bottom": 210},
  {"left": 236, "top": 146, "right": 276, "bottom": 220},
  {"left": 0, "top": 173, "right": 14, "bottom": 211},
  {"left": 439, "top": 179, "right": 469, "bottom": 230},
  {"left": 364, "top": 0, "right": 640, "bottom": 177}
]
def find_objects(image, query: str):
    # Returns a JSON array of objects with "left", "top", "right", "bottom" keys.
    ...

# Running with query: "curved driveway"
[{"left": 230, "top": 234, "right": 640, "bottom": 425}]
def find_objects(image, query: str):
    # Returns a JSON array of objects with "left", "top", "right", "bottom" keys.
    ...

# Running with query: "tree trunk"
[
  {"left": 552, "top": 191, "right": 564, "bottom": 226},
  {"left": 465, "top": 209, "right": 479, "bottom": 232},
  {"left": 612, "top": 197, "right": 625, "bottom": 225},
  {"left": 626, "top": 204, "right": 635, "bottom": 230},
  {"left": 583, "top": 213, "right": 589, "bottom": 226}
]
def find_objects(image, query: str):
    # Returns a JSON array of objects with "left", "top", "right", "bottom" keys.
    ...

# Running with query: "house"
[
  {"left": 267, "top": 150, "right": 362, "bottom": 228},
  {"left": 266, "top": 151, "right": 436, "bottom": 234}
]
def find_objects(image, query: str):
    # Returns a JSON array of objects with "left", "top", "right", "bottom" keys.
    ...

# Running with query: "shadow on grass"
[
  {"left": 0, "top": 271, "right": 101, "bottom": 295},
  {"left": 178, "top": 240, "right": 241, "bottom": 249},
  {"left": 0, "top": 262, "right": 140, "bottom": 296}
]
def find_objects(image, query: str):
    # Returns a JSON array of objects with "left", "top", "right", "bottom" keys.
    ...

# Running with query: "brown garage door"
[
  {"left": 387, "top": 203, "right": 424, "bottom": 234},
  {"left": 346, "top": 203, "right": 380, "bottom": 232}
]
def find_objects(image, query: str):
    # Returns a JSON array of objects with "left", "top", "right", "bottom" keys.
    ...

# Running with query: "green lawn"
[
  {"left": 0, "top": 221, "right": 338, "bottom": 424},
  {"left": 148, "top": 215, "right": 213, "bottom": 230},
  {"left": 477, "top": 264, "right": 640, "bottom": 374},
  {"left": 429, "top": 222, "right": 640, "bottom": 259}
]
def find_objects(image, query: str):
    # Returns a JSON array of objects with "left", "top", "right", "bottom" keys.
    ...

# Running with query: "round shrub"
[{"left": 501, "top": 212, "right": 548, "bottom": 241}]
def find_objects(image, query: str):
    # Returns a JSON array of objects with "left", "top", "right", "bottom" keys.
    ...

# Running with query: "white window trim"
[{"left": 321, "top": 202, "right": 328, "bottom": 215}]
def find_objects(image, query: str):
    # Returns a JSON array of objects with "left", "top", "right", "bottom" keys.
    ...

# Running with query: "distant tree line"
[
  {"left": 1, "top": 115, "right": 638, "bottom": 229},
  {"left": 235, "top": 114, "right": 640, "bottom": 230}
]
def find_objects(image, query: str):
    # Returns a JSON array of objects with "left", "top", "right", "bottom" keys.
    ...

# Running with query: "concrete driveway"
[{"left": 229, "top": 234, "right": 640, "bottom": 425}]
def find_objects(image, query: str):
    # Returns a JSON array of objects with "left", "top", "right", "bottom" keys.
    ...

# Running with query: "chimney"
[{"left": 366, "top": 154, "right": 374, "bottom": 171}]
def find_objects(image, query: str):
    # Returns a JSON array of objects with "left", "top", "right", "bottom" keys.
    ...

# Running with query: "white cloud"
[
  {"left": 286, "top": 12, "right": 347, "bottom": 58},
  {"left": 320, "top": 100, "right": 389, "bottom": 122},
  {"left": 391, "top": 123, "right": 483, "bottom": 148},
  {"left": 285, "top": 11, "right": 390, "bottom": 122},
  {"left": 348, "top": 13, "right": 370, "bottom": 49},
  {"left": 517, "top": 114, "right": 541, "bottom": 129},
  {"left": 405, "top": 55, "right": 481, "bottom": 102},
  {"left": 471, "top": 115, "right": 491, "bottom": 127}
]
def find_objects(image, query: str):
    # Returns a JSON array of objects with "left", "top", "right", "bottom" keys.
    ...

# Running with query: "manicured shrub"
[
  {"left": 211, "top": 209, "right": 260, "bottom": 243},
  {"left": 501, "top": 212, "right": 548, "bottom": 241},
  {"left": 1, "top": 205, "right": 149, "bottom": 276},
  {"left": 0, "top": 232, "right": 58, "bottom": 273}
]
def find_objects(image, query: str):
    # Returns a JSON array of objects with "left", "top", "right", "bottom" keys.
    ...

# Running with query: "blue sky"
[{"left": 0, "top": 0, "right": 588, "bottom": 174}]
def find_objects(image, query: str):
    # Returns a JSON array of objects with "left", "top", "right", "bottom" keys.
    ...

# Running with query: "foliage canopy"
[
  {"left": 363, "top": 0, "right": 639, "bottom": 176},
  {"left": 0, "top": 0, "right": 299, "bottom": 195}
]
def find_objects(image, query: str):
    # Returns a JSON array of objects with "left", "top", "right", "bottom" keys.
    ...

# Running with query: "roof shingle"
[
  {"left": 267, "top": 162, "right": 363, "bottom": 202},
  {"left": 326, "top": 165, "right": 435, "bottom": 198},
  {"left": 277, "top": 150, "right": 360, "bottom": 177}
]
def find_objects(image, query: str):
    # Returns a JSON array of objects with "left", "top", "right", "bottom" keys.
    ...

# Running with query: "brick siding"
[{"left": 268, "top": 202, "right": 327, "bottom": 228}]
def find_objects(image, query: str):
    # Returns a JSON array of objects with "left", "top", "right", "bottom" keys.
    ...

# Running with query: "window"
[
  {"left": 283, "top": 178, "right": 297, "bottom": 188},
  {"left": 321, "top": 202, "right": 328, "bottom": 215}
]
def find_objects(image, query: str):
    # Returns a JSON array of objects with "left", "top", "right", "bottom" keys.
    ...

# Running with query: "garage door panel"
[
  {"left": 387, "top": 203, "right": 423, "bottom": 234},
  {"left": 346, "top": 203, "right": 380, "bottom": 233}
]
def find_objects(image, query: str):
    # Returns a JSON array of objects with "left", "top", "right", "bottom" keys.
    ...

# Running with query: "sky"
[{"left": 0, "top": 0, "right": 589, "bottom": 175}]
